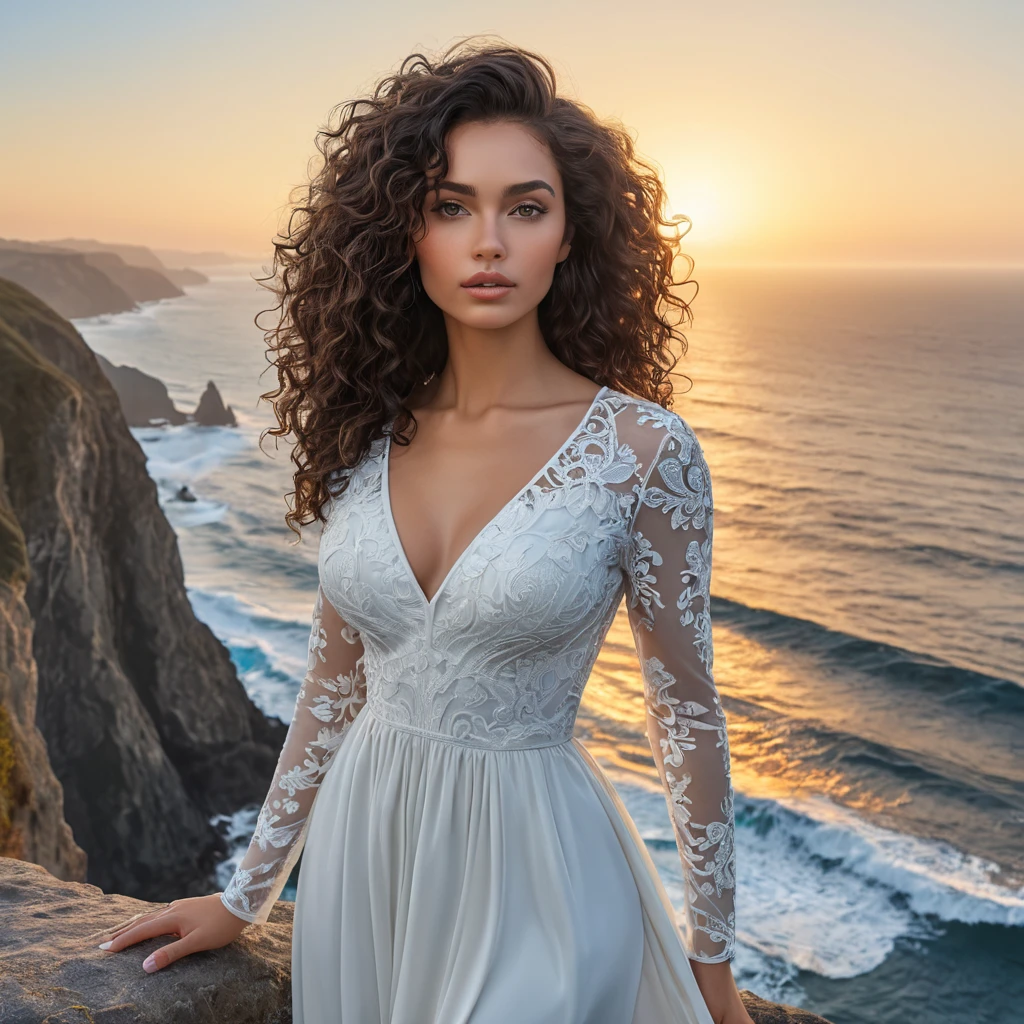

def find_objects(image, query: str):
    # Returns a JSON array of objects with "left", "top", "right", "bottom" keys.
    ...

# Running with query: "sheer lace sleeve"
[
  {"left": 623, "top": 412, "right": 737, "bottom": 963},
  {"left": 220, "top": 583, "right": 367, "bottom": 924}
]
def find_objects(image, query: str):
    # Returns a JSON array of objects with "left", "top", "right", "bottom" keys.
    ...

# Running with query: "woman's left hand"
[{"left": 689, "top": 958, "right": 757, "bottom": 1024}]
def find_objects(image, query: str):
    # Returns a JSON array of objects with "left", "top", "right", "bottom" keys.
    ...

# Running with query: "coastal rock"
[
  {"left": 94, "top": 353, "right": 188, "bottom": 427},
  {"left": 152, "top": 248, "right": 247, "bottom": 267},
  {"left": 739, "top": 991, "right": 836, "bottom": 1023},
  {"left": 0, "top": 277, "right": 287, "bottom": 903},
  {"left": 41, "top": 239, "right": 209, "bottom": 291},
  {"left": 163, "top": 267, "right": 209, "bottom": 287},
  {"left": 76, "top": 251, "right": 184, "bottom": 303},
  {"left": 40, "top": 238, "right": 169, "bottom": 274},
  {"left": 0, "top": 856, "right": 835, "bottom": 1024},
  {"left": 0, "top": 239, "right": 195, "bottom": 317},
  {"left": 93, "top": 356, "right": 238, "bottom": 430},
  {"left": 0, "top": 478, "right": 87, "bottom": 881},
  {"left": 0, "top": 249, "right": 136, "bottom": 319},
  {"left": 0, "top": 857, "right": 293, "bottom": 1024},
  {"left": 193, "top": 381, "right": 237, "bottom": 427}
]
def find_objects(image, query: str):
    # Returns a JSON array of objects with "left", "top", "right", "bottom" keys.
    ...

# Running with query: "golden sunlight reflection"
[{"left": 579, "top": 602, "right": 907, "bottom": 821}]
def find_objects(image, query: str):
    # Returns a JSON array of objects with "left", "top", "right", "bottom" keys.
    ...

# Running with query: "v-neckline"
[{"left": 381, "top": 384, "right": 609, "bottom": 609}]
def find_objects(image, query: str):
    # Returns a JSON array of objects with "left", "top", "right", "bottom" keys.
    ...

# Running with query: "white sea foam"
[
  {"left": 186, "top": 587, "right": 312, "bottom": 722},
  {"left": 210, "top": 805, "right": 261, "bottom": 887},
  {"left": 772, "top": 792, "right": 1024, "bottom": 925},
  {"left": 602, "top": 768, "right": 1012, "bottom": 983},
  {"left": 127, "top": 421, "right": 253, "bottom": 527}
]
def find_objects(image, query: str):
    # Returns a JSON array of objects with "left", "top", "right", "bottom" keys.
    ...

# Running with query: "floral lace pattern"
[
  {"left": 220, "top": 585, "right": 367, "bottom": 923},
  {"left": 218, "top": 388, "right": 736, "bottom": 962},
  {"left": 624, "top": 405, "right": 736, "bottom": 962}
]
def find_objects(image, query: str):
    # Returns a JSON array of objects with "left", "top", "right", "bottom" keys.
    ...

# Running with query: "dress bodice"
[
  {"left": 318, "top": 384, "right": 635, "bottom": 750},
  {"left": 221, "top": 385, "right": 738, "bottom": 964}
]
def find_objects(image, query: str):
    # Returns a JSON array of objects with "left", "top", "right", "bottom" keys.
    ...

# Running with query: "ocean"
[{"left": 72, "top": 264, "right": 1024, "bottom": 1024}]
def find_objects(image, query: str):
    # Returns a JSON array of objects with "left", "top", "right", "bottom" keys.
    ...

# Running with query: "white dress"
[{"left": 220, "top": 385, "right": 737, "bottom": 1023}]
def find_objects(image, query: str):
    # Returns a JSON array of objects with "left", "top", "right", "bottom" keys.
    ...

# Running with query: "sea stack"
[{"left": 193, "top": 379, "right": 237, "bottom": 427}]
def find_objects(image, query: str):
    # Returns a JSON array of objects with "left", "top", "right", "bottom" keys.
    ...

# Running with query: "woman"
[{"left": 96, "top": 39, "right": 752, "bottom": 1024}]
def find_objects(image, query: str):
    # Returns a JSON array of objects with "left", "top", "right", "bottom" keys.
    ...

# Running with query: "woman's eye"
[{"left": 433, "top": 201, "right": 547, "bottom": 219}]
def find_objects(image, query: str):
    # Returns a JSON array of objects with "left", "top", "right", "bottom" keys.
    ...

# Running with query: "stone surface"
[
  {"left": 94, "top": 353, "right": 189, "bottom": 427},
  {"left": 0, "top": 857, "right": 293, "bottom": 1024},
  {"left": 740, "top": 990, "right": 836, "bottom": 1023},
  {"left": 0, "top": 501, "right": 86, "bottom": 879},
  {"left": 193, "top": 380, "right": 237, "bottom": 428},
  {"left": 0, "top": 857, "right": 835, "bottom": 1024}
]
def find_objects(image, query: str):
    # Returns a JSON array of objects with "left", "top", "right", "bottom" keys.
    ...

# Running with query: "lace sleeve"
[
  {"left": 623, "top": 413, "right": 737, "bottom": 963},
  {"left": 220, "top": 583, "right": 368, "bottom": 924}
]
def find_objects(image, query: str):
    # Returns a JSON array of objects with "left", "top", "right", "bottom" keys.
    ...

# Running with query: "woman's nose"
[{"left": 473, "top": 216, "right": 506, "bottom": 260}]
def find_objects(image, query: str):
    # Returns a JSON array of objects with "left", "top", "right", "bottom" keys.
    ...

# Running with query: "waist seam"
[{"left": 362, "top": 701, "right": 573, "bottom": 752}]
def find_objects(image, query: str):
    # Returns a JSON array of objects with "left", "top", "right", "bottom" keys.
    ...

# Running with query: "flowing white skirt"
[{"left": 292, "top": 704, "right": 716, "bottom": 1024}]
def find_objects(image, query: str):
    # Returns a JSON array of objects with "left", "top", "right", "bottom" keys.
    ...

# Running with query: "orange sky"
[{"left": 2, "top": 1, "right": 1021, "bottom": 266}]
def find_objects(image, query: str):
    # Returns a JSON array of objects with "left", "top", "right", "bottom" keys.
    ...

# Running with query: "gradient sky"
[{"left": 2, "top": 0, "right": 1021, "bottom": 266}]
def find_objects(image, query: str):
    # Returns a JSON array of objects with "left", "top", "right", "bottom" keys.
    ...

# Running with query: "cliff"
[
  {"left": 0, "top": 857, "right": 836, "bottom": 1024},
  {"left": 75, "top": 251, "right": 185, "bottom": 303},
  {"left": 0, "top": 239, "right": 203, "bottom": 317},
  {"left": 153, "top": 247, "right": 249, "bottom": 267},
  {"left": 0, "top": 454, "right": 87, "bottom": 881},
  {"left": 0, "top": 277, "right": 287, "bottom": 903},
  {"left": 0, "top": 249, "right": 136, "bottom": 319},
  {"left": 40, "top": 238, "right": 169, "bottom": 273},
  {"left": 94, "top": 353, "right": 189, "bottom": 427},
  {"left": 164, "top": 267, "right": 209, "bottom": 287},
  {"left": 93, "top": 355, "right": 237, "bottom": 428},
  {"left": 194, "top": 380, "right": 238, "bottom": 427},
  {"left": 0, "top": 857, "right": 293, "bottom": 1024},
  {"left": 40, "top": 239, "right": 208, "bottom": 289}
]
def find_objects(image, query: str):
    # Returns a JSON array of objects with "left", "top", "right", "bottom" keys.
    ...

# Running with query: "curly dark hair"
[{"left": 256, "top": 36, "right": 697, "bottom": 537}]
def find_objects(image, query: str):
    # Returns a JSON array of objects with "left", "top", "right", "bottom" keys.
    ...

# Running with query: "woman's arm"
[
  {"left": 219, "top": 583, "right": 368, "bottom": 924},
  {"left": 624, "top": 413, "right": 752, "bottom": 1023},
  {"left": 94, "top": 583, "right": 369, "bottom": 972}
]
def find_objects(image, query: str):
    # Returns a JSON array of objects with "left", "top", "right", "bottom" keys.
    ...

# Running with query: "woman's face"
[{"left": 412, "top": 119, "right": 572, "bottom": 329}]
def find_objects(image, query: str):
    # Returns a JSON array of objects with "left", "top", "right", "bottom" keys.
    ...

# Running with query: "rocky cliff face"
[
  {"left": 0, "top": 239, "right": 191, "bottom": 318},
  {"left": 75, "top": 251, "right": 185, "bottom": 303},
  {"left": 0, "top": 277, "right": 287, "bottom": 902},
  {"left": 163, "top": 267, "right": 209, "bottom": 287},
  {"left": 0, "top": 452, "right": 87, "bottom": 882},
  {"left": 0, "top": 857, "right": 295, "bottom": 1024},
  {"left": 0, "top": 250, "right": 136, "bottom": 319},
  {"left": 193, "top": 380, "right": 238, "bottom": 427},
  {"left": 93, "top": 353, "right": 189, "bottom": 427},
  {"left": 93, "top": 355, "right": 237, "bottom": 429},
  {"left": 39, "top": 238, "right": 169, "bottom": 273}
]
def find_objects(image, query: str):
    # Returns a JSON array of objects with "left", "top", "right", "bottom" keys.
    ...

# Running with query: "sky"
[{"left": 1, "top": 0, "right": 1021, "bottom": 267}]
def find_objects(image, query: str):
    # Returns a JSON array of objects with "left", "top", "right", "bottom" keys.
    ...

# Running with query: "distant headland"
[{"left": 0, "top": 237, "right": 253, "bottom": 319}]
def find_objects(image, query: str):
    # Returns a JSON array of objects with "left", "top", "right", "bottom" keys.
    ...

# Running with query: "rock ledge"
[{"left": 0, "top": 857, "right": 834, "bottom": 1024}]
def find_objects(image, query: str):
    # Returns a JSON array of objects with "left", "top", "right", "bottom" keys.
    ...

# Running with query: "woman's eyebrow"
[{"left": 434, "top": 179, "right": 556, "bottom": 198}]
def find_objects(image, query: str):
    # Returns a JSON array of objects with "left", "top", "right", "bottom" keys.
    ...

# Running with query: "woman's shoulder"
[{"left": 604, "top": 387, "right": 703, "bottom": 458}]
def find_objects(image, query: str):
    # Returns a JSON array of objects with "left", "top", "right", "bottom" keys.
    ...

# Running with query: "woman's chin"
[{"left": 444, "top": 302, "right": 531, "bottom": 330}]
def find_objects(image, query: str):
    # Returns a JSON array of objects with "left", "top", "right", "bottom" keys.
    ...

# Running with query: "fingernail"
[
  {"left": 143, "top": 955, "right": 157, "bottom": 972},
  {"left": 98, "top": 941, "right": 112, "bottom": 950}
]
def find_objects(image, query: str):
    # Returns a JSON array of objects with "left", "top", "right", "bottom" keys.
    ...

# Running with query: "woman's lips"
[{"left": 461, "top": 284, "right": 515, "bottom": 300}]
